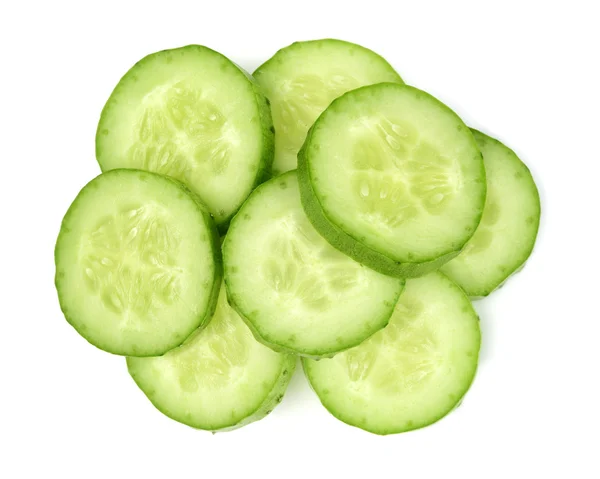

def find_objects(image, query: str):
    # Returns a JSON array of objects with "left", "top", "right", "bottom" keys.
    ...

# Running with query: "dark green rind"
[
  {"left": 442, "top": 129, "right": 541, "bottom": 298},
  {"left": 223, "top": 171, "right": 405, "bottom": 359},
  {"left": 298, "top": 148, "right": 459, "bottom": 277},
  {"left": 302, "top": 272, "right": 481, "bottom": 435},
  {"left": 297, "top": 84, "right": 486, "bottom": 279},
  {"left": 95, "top": 45, "right": 275, "bottom": 234},
  {"left": 54, "top": 169, "right": 222, "bottom": 357},
  {"left": 126, "top": 354, "right": 296, "bottom": 432}
]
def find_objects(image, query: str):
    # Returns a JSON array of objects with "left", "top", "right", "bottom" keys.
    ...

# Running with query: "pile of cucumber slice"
[{"left": 55, "top": 40, "right": 540, "bottom": 434}]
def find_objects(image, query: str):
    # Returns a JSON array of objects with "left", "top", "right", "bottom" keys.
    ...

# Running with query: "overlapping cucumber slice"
[
  {"left": 441, "top": 130, "right": 541, "bottom": 297},
  {"left": 304, "top": 272, "right": 481, "bottom": 435},
  {"left": 223, "top": 171, "right": 404, "bottom": 358},
  {"left": 299, "top": 83, "right": 486, "bottom": 277},
  {"left": 55, "top": 169, "right": 221, "bottom": 356},
  {"left": 128, "top": 283, "right": 295, "bottom": 431},
  {"left": 96, "top": 45, "right": 274, "bottom": 231},
  {"left": 254, "top": 39, "right": 403, "bottom": 175}
]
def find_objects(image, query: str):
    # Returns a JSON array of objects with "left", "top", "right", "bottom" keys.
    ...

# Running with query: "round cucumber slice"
[
  {"left": 223, "top": 171, "right": 404, "bottom": 358},
  {"left": 303, "top": 272, "right": 481, "bottom": 435},
  {"left": 96, "top": 45, "right": 274, "bottom": 231},
  {"left": 55, "top": 169, "right": 222, "bottom": 357},
  {"left": 127, "top": 283, "right": 295, "bottom": 432},
  {"left": 441, "top": 130, "right": 541, "bottom": 297},
  {"left": 298, "top": 83, "right": 486, "bottom": 278},
  {"left": 254, "top": 39, "right": 403, "bottom": 175}
]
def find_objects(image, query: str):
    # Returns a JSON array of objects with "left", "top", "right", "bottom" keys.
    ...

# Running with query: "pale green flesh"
[
  {"left": 254, "top": 39, "right": 403, "bottom": 175},
  {"left": 96, "top": 45, "right": 274, "bottom": 228},
  {"left": 127, "top": 284, "right": 295, "bottom": 431},
  {"left": 441, "top": 130, "right": 541, "bottom": 297},
  {"left": 223, "top": 171, "right": 404, "bottom": 358},
  {"left": 55, "top": 169, "right": 221, "bottom": 357},
  {"left": 304, "top": 272, "right": 480, "bottom": 435},
  {"left": 299, "top": 84, "right": 486, "bottom": 277}
]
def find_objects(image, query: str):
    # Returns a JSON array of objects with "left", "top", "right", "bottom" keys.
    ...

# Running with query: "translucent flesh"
[
  {"left": 127, "top": 284, "right": 293, "bottom": 430},
  {"left": 441, "top": 130, "right": 540, "bottom": 297},
  {"left": 254, "top": 40, "right": 403, "bottom": 175},
  {"left": 350, "top": 120, "right": 458, "bottom": 227},
  {"left": 83, "top": 203, "right": 184, "bottom": 319},
  {"left": 223, "top": 171, "right": 403, "bottom": 357},
  {"left": 97, "top": 46, "right": 269, "bottom": 226},
  {"left": 128, "top": 81, "right": 236, "bottom": 186},
  {"left": 55, "top": 170, "right": 218, "bottom": 356},
  {"left": 304, "top": 272, "right": 480, "bottom": 434},
  {"left": 305, "top": 84, "right": 486, "bottom": 263},
  {"left": 269, "top": 73, "right": 361, "bottom": 174}
]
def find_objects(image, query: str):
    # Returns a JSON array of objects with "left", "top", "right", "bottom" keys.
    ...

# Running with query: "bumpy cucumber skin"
[
  {"left": 254, "top": 39, "right": 403, "bottom": 177},
  {"left": 297, "top": 83, "right": 486, "bottom": 279},
  {"left": 126, "top": 354, "right": 296, "bottom": 432},
  {"left": 302, "top": 272, "right": 481, "bottom": 435},
  {"left": 222, "top": 171, "right": 405, "bottom": 359},
  {"left": 442, "top": 129, "right": 541, "bottom": 298},
  {"left": 54, "top": 169, "right": 223, "bottom": 357},
  {"left": 95, "top": 45, "right": 275, "bottom": 234}
]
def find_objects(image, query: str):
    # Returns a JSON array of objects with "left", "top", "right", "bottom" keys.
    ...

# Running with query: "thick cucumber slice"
[
  {"left": 223, "top": 171, "right": 404, "bottom": 358},
  {"left": 127, "top": 283, "right": 295, "bottom": 432},
  {"left": 441, "top": 130, "right": 541, "bottom": 297},
  {"left": 254, "top": 39, "right": 403, "bottom": 175},
  {"left": 298, "top": 83, "right": 486, "bottom": 278},
  {"left": 55, "top": 169, "right": 222, "bottom": 357},
  {"left": 303, "top": 272, "right": 480, "bottom": 435},
  {"left": 96, "top": 45, "right": 274, "bottom": 231}
]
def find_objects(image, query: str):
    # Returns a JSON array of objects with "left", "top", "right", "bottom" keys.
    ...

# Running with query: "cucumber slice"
[
  {"left": 298, "top": 83, "right": 486, "bottom": 278},
  {"left": 441, "top": 130, "right": 541, "bottom": 297},
  {"left": 55, "top": 169, "right": 222, "bottom": 357},
  {"left": 96, "top": 45, "right": 274, "bottom": 231},
  {"left": 127, "top": 283, "right": 295, "bottom": 432},
  {"left": 303, "top": 272, "right": 480, "bottom": 435},
  {"left": 254, "top": 39, "right": 403, "bottom": 175},
  {"left": 223, "top": 171, "right": 404, "bottom": 358}
]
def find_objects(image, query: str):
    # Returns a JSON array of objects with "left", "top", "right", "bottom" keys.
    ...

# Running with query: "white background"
[{"left": 1, "top": 1, "right": 599, "bottom": 477}]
